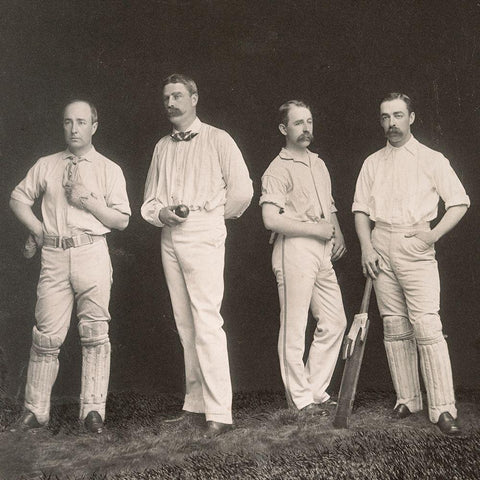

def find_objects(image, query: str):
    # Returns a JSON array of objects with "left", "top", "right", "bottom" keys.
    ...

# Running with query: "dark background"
[{"left": 1, "top": 0, "right": 479, "bottom": 402}]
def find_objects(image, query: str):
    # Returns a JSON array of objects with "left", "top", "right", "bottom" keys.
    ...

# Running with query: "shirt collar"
[
  {"left": 172, "top": 117, "right": 202, "bottom": 135},
  {"left": 63, "top": 145, "right": 96, "bottom": 162},
  {"left": 278, "top": 148, "right": 316, "bottom": 166},
  {"left": 384, "top": 135, "right": 418, "bottom": 157}
]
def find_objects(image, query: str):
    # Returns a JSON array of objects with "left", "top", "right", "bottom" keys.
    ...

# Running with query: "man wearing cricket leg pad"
[
  {"left": 79, "top": 322, "right": 111, "bottom": 421},
  {"left": 353, "top": 92, "right": 469, "bottom": 435},
  {"left": 10, "top": 99, "right": 130, "bottom": 433},
  {"left": 260, "top": 100, "right": 347, "bottom": 414}
]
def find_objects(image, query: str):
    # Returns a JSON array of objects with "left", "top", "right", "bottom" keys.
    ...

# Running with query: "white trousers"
[
  {"left": 272, "top": 235, "right": 346, "bottom": 410},
  {"left": 161, "top": 209, "right": 232, "bottom": 424},
  {"left": 25, "top": 239, "right": 112, "bottom": 424},
  {"left": 372, "top": 224, "right": 457, "bottom": 423}
]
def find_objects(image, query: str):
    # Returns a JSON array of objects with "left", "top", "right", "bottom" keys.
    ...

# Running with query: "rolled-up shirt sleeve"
[
  {"left": 434, "top": 155, "right": 470, "bottom": 210},
  {"left": 141, "top": 148, "right": 166, "bottom": 227},
  {"left": 352, "top": 158, "right": 373, "bottom": 215},
  {"left": 11, "top": 158, "right": 46, "bottom": 205},
  {"left": 106, "top": 164, "right": 131, "bottom": 216},
  {"left": 217, "top": 132, "right": 253, "bottom": 219},
  {"left": 260, "top": 174, "right": 288, "bottom": 210}
]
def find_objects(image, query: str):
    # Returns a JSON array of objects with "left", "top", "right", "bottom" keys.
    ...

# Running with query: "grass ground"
[{"left": 0, "top": 390, "right": 479, "bottom": 480}]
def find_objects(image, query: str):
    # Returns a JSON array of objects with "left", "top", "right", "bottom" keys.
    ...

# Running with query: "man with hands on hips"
[
  {"left": 9, "top": 99, "right": 130, "bottom": 434},
  {"left": 353, "top": 92, "right": 469, "bottom": 435},
  {"left": 260, "top": 100, "right": 347, "bottom": 414}
]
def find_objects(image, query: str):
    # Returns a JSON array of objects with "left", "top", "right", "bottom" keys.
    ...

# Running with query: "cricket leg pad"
[
  {"left": 383, "top": 315, "right": 422, "bottom": 413},
  {"left": 78, "top": 321, "right": 111, "bottom": 421},
  {"left": 415, "top": 314, "right": 457, "bottom": 423},
  {"left": 24, "top": 327, "right": 62, "bottom": 425}
]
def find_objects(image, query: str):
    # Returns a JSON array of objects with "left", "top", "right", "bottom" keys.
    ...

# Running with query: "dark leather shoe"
[
  {"left": 164, "top": 410, "right": 204, "bottom": 424},
  {"left": 320, "top": 398, "right": 338, "bottom": 407},
  {"left": 436, "top": 412, "right": 462, "bottom": 436},
  {"left": 84, "top": 411, "right": 104, "bottom": 434},
  {"left": 300, "top": 403, "right": 329, "bottom": 417},
  {"left": 392, "top": 404, "right": 411, "bottom": 420},
  {"left": 10, "top": 410, "right": 44, "bottom": 432},
  {"left": 203, "top": 421, "right": 233, "bottom": 438}
]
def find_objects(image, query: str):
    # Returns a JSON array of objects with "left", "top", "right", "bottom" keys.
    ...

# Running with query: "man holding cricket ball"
[{"left": 141, "top": 73, "right": 253, "bottom": 438}]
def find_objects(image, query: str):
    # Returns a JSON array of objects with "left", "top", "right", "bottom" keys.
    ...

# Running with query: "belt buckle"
[{"left": 62, "top": 237, "right": 74, "bottom": 249}]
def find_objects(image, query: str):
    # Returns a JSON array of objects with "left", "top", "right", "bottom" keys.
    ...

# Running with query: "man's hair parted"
[
  {"left": 380, "top": 93, "right": 413, "bottom": 114},
  {"left": 162, "top": 73, "right": 198, "bottom": 96},
  {"left": 278, "top": 100, "right": 311, "bottom": 126},
  {"left": 63, "top": 98, "right": 98, "bottom": 123}
]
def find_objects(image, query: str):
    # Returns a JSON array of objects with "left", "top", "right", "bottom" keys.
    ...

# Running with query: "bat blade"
[{"left": 333, "top": 277, "right": 373, "bottom": 429}]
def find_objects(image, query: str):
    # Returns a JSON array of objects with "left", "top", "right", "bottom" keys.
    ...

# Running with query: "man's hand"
[
  {"left": 315, "top": 221, "right": 335, "bottom": 241},
  {"left": 23, "top": 226, "right": 44, "bottom": 258},
  {"left": 331, "top": 232, "right": 347, "bottom": 262},
  {"left": 29, "top": 223, "right": 44, "bottom": 249},
  {"left": 64, "top": 181, "right": 100, "bottom": 211},
  {"left": 159, "top": 206, "right": 188, "bottom": 227},
  {"left": 404, "top": 230, "right": 436, "bottom": 246},
  {"left": 32, "top": 228, "right": 44, "bottom": 249},
  {"left": 361, "top": 245, "right": 380, "bottom": 279}
]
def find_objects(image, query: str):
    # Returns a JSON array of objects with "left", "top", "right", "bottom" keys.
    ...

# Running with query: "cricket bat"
[{"left": 333, "top": 277, "right": 373, "bottom": 429}]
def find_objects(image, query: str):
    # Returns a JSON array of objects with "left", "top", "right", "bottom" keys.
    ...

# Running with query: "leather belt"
[{"left": 43, "top": 234, "right": 104, "bottom": 250}]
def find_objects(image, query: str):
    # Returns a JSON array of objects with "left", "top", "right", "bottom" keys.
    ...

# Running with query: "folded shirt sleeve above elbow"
[
  {"left": 106, "top": 165, "right": 131, "bottom": 216},
  {"left": 435, "top": 155, "right": 470, "bottom": 210},
  {"left": 11, "top": 158, "right": 46, "bottom": 205},
  {"left": 259, "top": 174, "right": 287, "bottom": 210},
  {"left": 352, "top": 159, "right": 373, "bottom": 215}
]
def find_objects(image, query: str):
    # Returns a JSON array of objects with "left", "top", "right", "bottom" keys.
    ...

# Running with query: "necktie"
[
  {"left": 171, "top": 131, "right": 198, "bottom": 142},
  {"left": 63, "top": 156, "right": 86, "bottom": 186}
]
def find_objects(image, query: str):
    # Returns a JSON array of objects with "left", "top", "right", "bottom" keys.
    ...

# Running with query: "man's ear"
[
  {"left": 92, "top": 122, "right": 98, "bottom": 136},
  {"left": 278, "top": 123, "right": 287, "bottom": 136},
  {"left": 191, "top": 93, "right": 199, "bottom": 107},
  {"left": 409, "top": 111, "right": 415, "bottom": 126}
]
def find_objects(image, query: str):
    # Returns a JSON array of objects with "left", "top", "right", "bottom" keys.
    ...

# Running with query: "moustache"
[
  {"left": 297, "top": 132, "right": 314, "bottom": 142},
  {"left": 166, "top": 108, "right": 182, "bottom": 117},
  {"left": 387, "top": 128, "right": 401, "bottom": 135}
]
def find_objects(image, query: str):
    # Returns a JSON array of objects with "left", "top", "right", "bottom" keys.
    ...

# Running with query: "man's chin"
[{"left": 67, "top": 140, "right": 84, "bottom": 148}]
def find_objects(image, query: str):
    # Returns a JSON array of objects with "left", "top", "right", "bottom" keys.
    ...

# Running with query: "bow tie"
[{"left": 171, "top": 131, "right": 198, "bottom": 142}]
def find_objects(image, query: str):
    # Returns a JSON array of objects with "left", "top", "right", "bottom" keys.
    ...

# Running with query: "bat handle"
[{"left": 359, "top": 277, "right": 373, "bottom": 313}]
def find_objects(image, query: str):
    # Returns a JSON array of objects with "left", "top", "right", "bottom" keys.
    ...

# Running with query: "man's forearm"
[
  {"left": 9, "top": 198, "right": 43, "bottom": 235},
  {"left": 266, "top": 215, "right": 324, "bottom": 238},
  {"left": 354, "top": 212, "right": 373, "bottom": 251},
  {"left": 331, "top": 212, "right": 344, "bottom": 239},
  {"left": 262, "top": 203, "right": 333, "bottom": 240},
  {"left": 87, "top": 202, "right": 129, "bottom": 231}
]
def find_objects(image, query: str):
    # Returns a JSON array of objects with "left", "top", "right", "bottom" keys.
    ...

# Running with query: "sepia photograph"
[{"left": 1, "top": 0, "right": 479, "bottom": 478}]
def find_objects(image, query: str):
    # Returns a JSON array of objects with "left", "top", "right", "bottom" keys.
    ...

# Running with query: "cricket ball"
[{"left": 174, "top": 204, "right": 190, "bottom": 218}]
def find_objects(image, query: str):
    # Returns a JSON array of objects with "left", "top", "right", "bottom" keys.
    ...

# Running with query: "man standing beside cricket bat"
[{"left": 353, "top": 93, "right": 469, "bottom": 435}]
